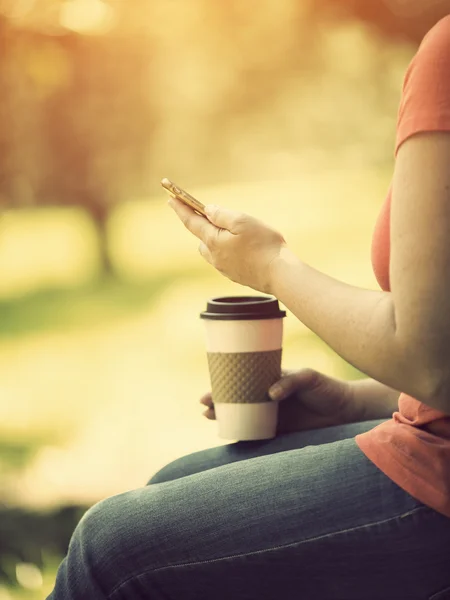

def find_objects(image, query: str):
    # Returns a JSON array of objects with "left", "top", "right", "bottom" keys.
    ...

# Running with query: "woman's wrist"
[
  {"left": 268, "top": 245, "right": 303, "bottom": 296},
  {"left": 349, "top": 379, "right": 400, "bottom": 422}
]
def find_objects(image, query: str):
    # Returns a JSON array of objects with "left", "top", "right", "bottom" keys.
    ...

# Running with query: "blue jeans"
[{"left": 47, "top": 420, "right": 450, "bottom": 600}]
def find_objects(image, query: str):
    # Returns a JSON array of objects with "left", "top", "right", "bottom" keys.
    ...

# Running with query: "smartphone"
[{"left": 161, "top": 178, "right": 207, "bottom": 217}]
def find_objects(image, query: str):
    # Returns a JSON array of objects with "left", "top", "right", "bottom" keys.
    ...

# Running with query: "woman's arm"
[{"left": 270, "top": 133, "right": 450, "bottom": 415}]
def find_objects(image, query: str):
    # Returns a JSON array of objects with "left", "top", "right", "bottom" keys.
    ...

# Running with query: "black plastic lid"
[{"left": 200, "top": 296, "right": 286, "bottom": 321}]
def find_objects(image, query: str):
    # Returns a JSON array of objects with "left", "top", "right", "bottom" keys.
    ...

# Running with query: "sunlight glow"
[
  {"left": 16, "top": 563, "right": 43, "bottom": 590},
  {"left": 1, "top": 0, "right": 35, "bottom": 19},
  {"left": 59, "top": 0, "right": 115, "bottom": 35},
  {"left": 0, "top": 586, "right": 13, "bottom": 600}
]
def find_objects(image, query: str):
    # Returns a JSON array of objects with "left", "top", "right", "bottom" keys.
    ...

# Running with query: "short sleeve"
[{"left": 395, "top": 15, "right": 450, "bottom": 156}]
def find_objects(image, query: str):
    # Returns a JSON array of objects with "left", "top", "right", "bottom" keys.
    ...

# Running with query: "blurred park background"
[{"left": 0, "top": 0, "right": 444, "bottom": 596}]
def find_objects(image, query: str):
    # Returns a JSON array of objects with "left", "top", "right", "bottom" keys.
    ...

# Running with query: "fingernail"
[{"left": 268, "top": 385, "right": 284, "bottom": 401}]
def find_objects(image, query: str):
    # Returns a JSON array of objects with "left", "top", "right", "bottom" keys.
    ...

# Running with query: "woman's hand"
[
  {"left": 200, "top": 369, "right": 361, "bottom": 435},
  {"left": 168, "top": 197, "right": 287, "bottom": 294}
]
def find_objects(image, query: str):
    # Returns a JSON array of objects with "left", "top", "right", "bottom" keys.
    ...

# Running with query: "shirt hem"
[{"left": 355, "top": 429, "right": 450, "bottom": 519}]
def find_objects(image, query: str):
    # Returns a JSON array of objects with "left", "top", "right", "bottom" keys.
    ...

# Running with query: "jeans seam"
[
  {"left": 429, "top": 584, "right": 450, "bottom": 600},
  {"left": 108, "top": 504, "right": 427, "bottom": 598}
]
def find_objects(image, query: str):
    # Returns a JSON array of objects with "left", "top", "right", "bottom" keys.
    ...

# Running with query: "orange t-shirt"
[{"left": 355, "top": 15, "right": 450, "bottom": 519}]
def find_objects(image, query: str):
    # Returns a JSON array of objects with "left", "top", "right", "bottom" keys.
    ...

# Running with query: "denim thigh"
[
  {"left": 49, "top": 421, "right": 450, "bottom": 600},
  {"left": 147, "top": 419, "right": 386, "bottom": 484}
]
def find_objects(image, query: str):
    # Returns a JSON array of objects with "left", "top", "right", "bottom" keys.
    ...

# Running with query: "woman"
[{"left": 48, "top": 8, "right": 450, "bottom": 600}]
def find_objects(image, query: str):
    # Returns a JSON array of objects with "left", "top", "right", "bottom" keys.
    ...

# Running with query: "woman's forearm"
[
  {"left": 350, "top": 378, "right": 401, "bottom": 421},
  {"left": 270, "top": 247, "right": 436, "bottom": 407}
]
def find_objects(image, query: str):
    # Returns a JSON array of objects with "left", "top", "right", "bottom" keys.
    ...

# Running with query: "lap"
[
  {"left": 72, "top": 422, "right": 450, "bottom": 599},
  {"left": 147, "top": 419, "right": 386, "bottom": 484}
]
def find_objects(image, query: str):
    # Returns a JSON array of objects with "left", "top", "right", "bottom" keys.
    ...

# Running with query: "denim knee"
[
  {"left": 147, "top": 456, "right": 189, "bottom": 484},
  {"left": 68, "top": 493, "right": 133, "bottom": 584},
  {"left": 147, "top": 444, "right": 239, "bottom": 485},
  {"left": 48, "top": 493, "right": 139, "bottom": 597}
]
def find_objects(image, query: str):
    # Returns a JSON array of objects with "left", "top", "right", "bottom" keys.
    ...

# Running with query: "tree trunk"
[
  {"left": 96, "top": 209, "right": 115, "bottom": 278},
  {"left": 86, "top": 200, "right": 116, "bottom": 279}
]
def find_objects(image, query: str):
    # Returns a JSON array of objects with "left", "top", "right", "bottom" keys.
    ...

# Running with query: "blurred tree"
[
  {"left": 315, "top": 0, "right": 446, "bottom": 42},
  {"left": 38, "top": 35, "right": 156, "bottom": 276},
  {"left": 0, "top": 16, "right": 156, "bottom": 276}
]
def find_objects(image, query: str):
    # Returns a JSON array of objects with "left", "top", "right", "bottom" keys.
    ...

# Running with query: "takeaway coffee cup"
[{"left": 200, "top": 296, "right": 286, "bottom": 441}]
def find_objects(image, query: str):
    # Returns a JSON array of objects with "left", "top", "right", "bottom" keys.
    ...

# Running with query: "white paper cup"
[{"left": 200, "top": 296, "right": 286, "bottom": 441}]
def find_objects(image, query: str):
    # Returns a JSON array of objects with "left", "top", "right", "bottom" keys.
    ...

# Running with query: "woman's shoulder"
[
  {"left": 419, "top": 14, "right": 450, "bottom": 57},
  {"left": 403, "top": 15, "right": 450, "bottom": 90},
  {"left": 395, "top": 14, "right": 450, "bottom": 154}
]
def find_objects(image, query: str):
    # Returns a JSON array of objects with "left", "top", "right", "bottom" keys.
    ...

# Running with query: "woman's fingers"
[
  {"left": 202, "top": 407, "right": 216, "bottom": 420},
  {"left": 200, "top": 392, "right": 215, "bottom": 420},
  {"left": 200, "top": 392, "right": 215, "bottom": 419},
  {"left": 199, "top": 392, "right": 212, "bottom": 406}
]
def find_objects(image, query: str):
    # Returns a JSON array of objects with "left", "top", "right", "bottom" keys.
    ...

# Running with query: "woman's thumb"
[
  {"left": 268, "top": 369, "right": 318, "bottom": 401},
  {"left": 268, "top": 374, "right": 298, "bottom": 401}
]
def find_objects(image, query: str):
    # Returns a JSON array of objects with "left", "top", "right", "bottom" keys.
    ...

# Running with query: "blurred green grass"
[
  {"left": 0, "top": 272, "right": 204, "bottom": 338},
  {"left": 0, "top": 560, "right": 59, "bottom": 599}
]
